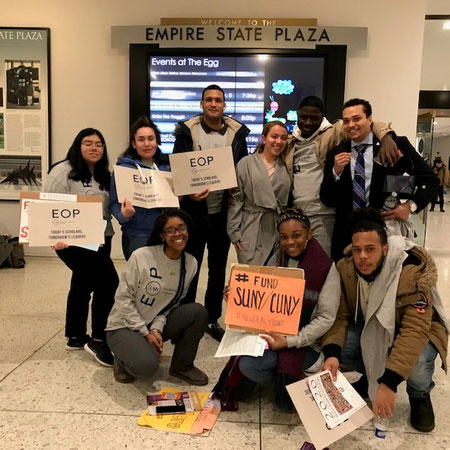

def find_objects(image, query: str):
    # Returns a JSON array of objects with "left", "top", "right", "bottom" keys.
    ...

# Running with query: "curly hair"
[
  {"left": 147, "top": 208, "right": 194, "bottom": 247},
  {"left": 350, "top": 207, "right": 387, "bottom": 245}
]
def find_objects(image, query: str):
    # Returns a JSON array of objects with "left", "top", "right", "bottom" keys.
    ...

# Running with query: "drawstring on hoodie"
[{"left": 355, "top": 278, "right": 360, "bottom": 324}]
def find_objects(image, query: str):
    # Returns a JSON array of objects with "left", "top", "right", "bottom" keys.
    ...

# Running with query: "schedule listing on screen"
[{"left": 148, "top": 55, "right": 325, "bottom": 153}]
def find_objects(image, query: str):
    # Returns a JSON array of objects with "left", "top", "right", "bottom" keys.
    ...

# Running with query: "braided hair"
[{"left": 275, "top": 207, "right": 311, "bottom": 267}]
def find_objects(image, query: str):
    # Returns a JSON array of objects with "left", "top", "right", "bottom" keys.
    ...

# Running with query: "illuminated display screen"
[{"left": 148, "top": 55, "right": 324, "bottom": 153}]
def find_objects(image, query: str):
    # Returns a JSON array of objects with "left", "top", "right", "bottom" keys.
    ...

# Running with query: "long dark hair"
[
  {"left": 121, "top": 116, "right": 165, "bottom": 165},
  {"left": 64, "top": 128, "right": 111, "bottom": 191}
]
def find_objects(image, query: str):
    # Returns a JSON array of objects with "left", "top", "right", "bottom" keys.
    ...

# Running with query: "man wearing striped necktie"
[{"left": 320, "top": 98, "right": 438, "bottom": 262}]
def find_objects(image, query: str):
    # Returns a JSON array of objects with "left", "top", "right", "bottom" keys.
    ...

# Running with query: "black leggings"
[
  {"left": 56, "top": 236, "right": 119, "bottom": 340},
  {"left": 431, "top": 185, "right": 444, "bottom": 210}
]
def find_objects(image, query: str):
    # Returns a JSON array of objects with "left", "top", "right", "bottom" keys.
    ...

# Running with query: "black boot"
[{"left": 409, "top": 396, "right": 435, "bottom": 432}]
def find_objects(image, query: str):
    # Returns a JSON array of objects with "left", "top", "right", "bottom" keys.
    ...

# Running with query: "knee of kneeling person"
[
  {"left": 194, "top": 303, "right": 209, "bottom": 324},
  {"left": 185, "top": 303, "right": 209, "bottom": 328},
  {"left": 127, "top": 356, "right": 159, "bottom": 380}
]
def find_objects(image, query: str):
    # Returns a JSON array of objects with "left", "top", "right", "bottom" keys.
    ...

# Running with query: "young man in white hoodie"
[{"left": 283, "top": 96, "right": 397, "bottom": 257}]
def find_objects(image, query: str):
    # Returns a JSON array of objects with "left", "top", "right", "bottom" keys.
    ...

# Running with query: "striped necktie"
[{"left": 353, "top": 143, "right": 368, "bottom": 209}]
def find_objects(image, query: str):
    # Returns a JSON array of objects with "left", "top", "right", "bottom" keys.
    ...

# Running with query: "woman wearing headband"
[{"left": 215, "top": 208, "right": 340, "bottom": 411}]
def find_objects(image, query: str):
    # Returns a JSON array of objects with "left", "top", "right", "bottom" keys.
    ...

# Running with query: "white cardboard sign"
[
  {"left": 27, "top": 201, "right": 104, "bottom": 247},
  {"left": 286, "top": 377, "right": 374, "bottom": 450},
  {"left": 169, "top": 146, "right": 237, "bottom": 196},
  {"left": 114, "top": 165, "right": 179, "bottom": 209}
]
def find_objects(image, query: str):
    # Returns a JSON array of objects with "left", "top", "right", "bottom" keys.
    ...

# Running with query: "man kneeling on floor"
[{"left": 322, "top": 207, "right": 448, "bottom": 432}]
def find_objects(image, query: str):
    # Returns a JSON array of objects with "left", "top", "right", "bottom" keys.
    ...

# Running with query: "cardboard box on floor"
[
  {"left": 224, "top": 263, "right": 305, "bottom": 336},
  {"left": 287, "top": 378, "right": 374, "bottom": 450}
]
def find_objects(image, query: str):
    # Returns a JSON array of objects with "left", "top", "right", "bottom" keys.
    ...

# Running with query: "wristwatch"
[{"left": 408, "top": 200, "right": 418, "bottom": 214}]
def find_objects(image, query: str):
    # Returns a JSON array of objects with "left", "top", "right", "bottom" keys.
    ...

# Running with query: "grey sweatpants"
[{"left": 106, "top": 303, "right": 208, "bottom": 380}]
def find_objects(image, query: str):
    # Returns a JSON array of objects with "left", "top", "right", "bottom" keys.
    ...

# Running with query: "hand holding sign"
[
  {"left": 225, "top": 264, "right": 305, "bottom": 335},
  {"left": 260, "top": 331, "right": 288, "bottom": 351},
  {"left": 51, "top": 242, "right": 70, "bottom": 250},
  {"left": 189, "top": 187, "right": 210, "bottom": 202},
  {"left": 121, "top": 198, "right": 136, "bottom": 219}
]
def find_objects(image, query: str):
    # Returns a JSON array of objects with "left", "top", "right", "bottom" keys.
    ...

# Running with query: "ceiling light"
[{"left": 443, "top": 21, "right": 450, "bottom": 30}]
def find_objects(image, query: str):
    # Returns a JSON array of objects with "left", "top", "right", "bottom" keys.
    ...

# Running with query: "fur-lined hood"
[
  {"left": 402, "top": 245, "right": 438, "bottom": 293},
  {"left": 174, "top": 114, "right": 247, "bottom": 137}
]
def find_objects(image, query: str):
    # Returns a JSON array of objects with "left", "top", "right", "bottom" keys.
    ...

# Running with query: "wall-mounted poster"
[{"left": 0, "top": 28, "right": 50, "bottom": 200}]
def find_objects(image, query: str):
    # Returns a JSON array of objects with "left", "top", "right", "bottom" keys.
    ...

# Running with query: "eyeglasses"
[
  {"left": 163, "top": 224, "right": 187, "bottom": 236},
  {"left": 82, "top": 140, "right": 104, "bottom": 149}
]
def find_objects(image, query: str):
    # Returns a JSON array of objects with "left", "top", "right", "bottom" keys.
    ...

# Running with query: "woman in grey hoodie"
[
  {"left": 106, "top": 209, "right": 209, "bottom": 386},
  {"left": 45, "top": 128, "right": 119, "bottom": 367}
]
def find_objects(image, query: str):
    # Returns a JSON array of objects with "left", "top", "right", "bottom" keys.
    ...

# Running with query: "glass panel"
[{"left": 415, "top": 112, "right": 434, "bottom": 246}]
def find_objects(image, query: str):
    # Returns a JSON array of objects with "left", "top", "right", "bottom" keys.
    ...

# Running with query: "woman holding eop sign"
[
  {"left": 109, "top": 116, "right": 169, "bottom": 260},
  {"left": 44, "top": 128, "right": 119, "bottom": 367}
]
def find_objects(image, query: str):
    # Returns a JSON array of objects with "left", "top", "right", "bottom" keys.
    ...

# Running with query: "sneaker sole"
[
  {"left": 114, "top": 373, "right": 135, "bottom": 384},
  {"left": 83, "top": 343, "right": 114, "bottom": 368},
  {"left": 409, "top": 421, "right": 435, "bottom": 433},
  {"left": 169, "top": 369, "right": 208, "bottom": 386},
  {"left": 66, "top": 345, "right": 85, "bottom": 351}
]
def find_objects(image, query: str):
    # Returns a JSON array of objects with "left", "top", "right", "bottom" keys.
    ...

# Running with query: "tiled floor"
[{"left": 1, "top": 208, "right": 449, "bottom": 449}]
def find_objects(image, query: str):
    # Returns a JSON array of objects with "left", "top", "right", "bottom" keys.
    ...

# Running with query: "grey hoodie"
[
  {"left": 291, "top": 118, "right": 336, "bottom": 216},
  {"left": 106, "top": 245, "right": 197, "bottom": 335}
]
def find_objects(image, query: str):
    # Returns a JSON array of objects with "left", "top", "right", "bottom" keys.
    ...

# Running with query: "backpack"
[{"left": 0, "top": 235, "right": 25, "bottom": 268}]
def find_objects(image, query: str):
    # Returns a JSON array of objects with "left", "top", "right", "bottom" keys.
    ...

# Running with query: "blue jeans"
[
  {"left": 122, "top": 233, "right": 149, "bottom": 261},
  {"left": 341, "top": 321, "right": 438, "bottom": 398},
  {"left": 239, "top": 347, "right": 320, "bottom": 385}
]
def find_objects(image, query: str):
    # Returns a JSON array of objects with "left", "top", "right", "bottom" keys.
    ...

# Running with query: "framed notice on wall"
[{"left": 0, "top": 27, "right": 50, "bottom": 200}]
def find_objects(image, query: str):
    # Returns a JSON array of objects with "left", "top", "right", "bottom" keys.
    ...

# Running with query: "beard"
[{"left": 354, "top": 253, "right": 385, "bottom": 282}]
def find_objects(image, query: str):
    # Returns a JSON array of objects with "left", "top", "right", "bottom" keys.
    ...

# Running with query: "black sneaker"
[
  {"left": 66, "top": 335, "right": 90, "bottom": 351},
  {"left": 205, "top": 323, "right": 225, "bottom": 342},
  {"left": 410, "top": 396, "right": 435, "bottom": 432},
  {"left": 84, "top": 339, "right": 114, "bottom": 367}
]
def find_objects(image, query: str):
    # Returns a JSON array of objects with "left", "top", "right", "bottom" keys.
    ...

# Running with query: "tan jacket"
[
  {"left": 282, "top": 120, "right": 393, "bottom": 181},
  {"left": 322, "top": 245, "right": 448, "bottom": 381},
  {"left": 434, "top": 164, "right": 450, "bottom": 187}
]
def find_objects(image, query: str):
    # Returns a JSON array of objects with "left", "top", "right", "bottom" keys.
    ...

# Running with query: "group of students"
[{"left": 43, "top": 84, "right": 447, "bottom": 434}]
